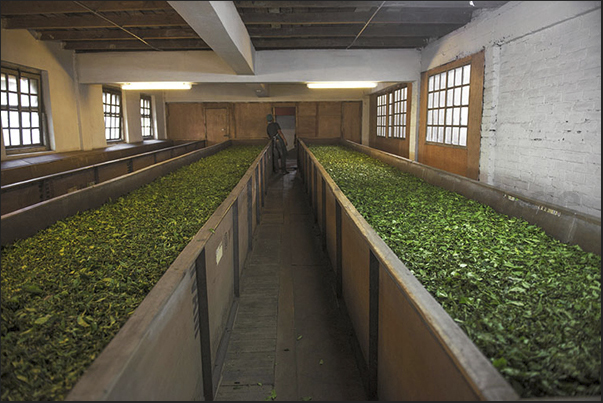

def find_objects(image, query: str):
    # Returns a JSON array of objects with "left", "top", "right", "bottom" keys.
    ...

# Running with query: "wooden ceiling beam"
[
  {"left": 251, "top": 37, "right": 429, "bottom": 49},
  {"left": 0, "top": 1, "right": 172, "bottom": 15},
  {"left": 234, "top": 1, "right": 507, "bottom": 9},
  {"left": 240, "top": 9, "right": 472, "bottom": 25},
  {"left": 62, "top": 39, "right": 210, "bottom": 51},
  {"left": 38, "top": 27, "right": 197, "bottom": 41},
  {"left": 247, "top": 23, "right": 465, "bottom": 38},
  {"left": 3, "top": 14, "right": 187, "bottom": 29}
]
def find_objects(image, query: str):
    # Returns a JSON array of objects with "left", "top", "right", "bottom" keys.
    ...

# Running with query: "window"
[
  {"left": 103, "top": 87, "right": 122, "bottom": 141},
  {"left": 377, "top": 94, "right": 388, "bottom": 137},
  {"left": 426, "top": 64, "right": 471, "bottom": 147},
  {"left": 140, "top": 94, "right": 153, "bottom": 139},
  {"left": 1, "top": 64, "right": 47, "bottom": 151},
  {"left": 375, "top": 85, "right": 409, "bottom": 139}
]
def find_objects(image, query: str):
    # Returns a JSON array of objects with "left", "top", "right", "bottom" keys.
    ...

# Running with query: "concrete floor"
[{"left": 215, "top": 155, "right": 368, "bottom": 401}]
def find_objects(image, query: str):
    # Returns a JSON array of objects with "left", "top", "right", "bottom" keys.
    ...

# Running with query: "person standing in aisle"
[{"left": 266, "top": 114, "right": 289, "bottom": 174}]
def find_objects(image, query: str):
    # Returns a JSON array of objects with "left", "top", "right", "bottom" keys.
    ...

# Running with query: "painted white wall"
[
  {"left": 76, "top": 83, "right": 106, "bottom": 150},
  {"left": 1, "top": 29, "right": 169, "bottom": 158},
  {"left": 1, "top": 29, "right": 81, "bottom": 154},
  {"left": 421, "top": 1, "right": 601, "bottom": 218}
]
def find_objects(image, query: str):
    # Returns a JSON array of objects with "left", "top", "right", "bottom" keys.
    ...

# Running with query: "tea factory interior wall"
[
  {"left": 1, "top": 1, "right": 600, "bottom": 220},
  {"left": 421, "top": 1, "right": 601, "bottom": 218}
]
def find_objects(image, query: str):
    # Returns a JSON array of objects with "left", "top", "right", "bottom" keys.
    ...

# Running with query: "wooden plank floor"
[{"left": 215, "top": 157, "right": 367, "bottom": 401}]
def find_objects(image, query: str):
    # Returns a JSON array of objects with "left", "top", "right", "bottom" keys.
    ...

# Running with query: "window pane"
[
  {"left": 3, "top": 128, "right": 10, "bottom": 145},
  {"left": 463, "top": 65, "right": 471, "bottom": 85},
  {"left": 21, "top": 94, "right": 30, "bottom": 107},
  {"left": 455, "top": 67, "right": 463, "bottom": 86},
  {"left": 453, "top": 108, "right": 460, "bottom": 125},
  {"left": 433, "top": 91, "right": 439, "bottom": 108},
  {"left": 454, "top": 88, "right": 462, "bottom": 106},
  {"left": 461, "top": 107, "right": 469, "bottom": 126},
  {"left": 9, "top": 93, "right": 18, "bottom": 106},
  {"left": 1, "top": 74, "right": 6, "bottom": 91},
  {"left": 31, "top": 112, "right": 39, "bottom": 128},
  {"left": 32, "top": 128, "right": 41, "bottom": 144},
  {"left": 428, "top": 110, "right": 433, "bottom": 125},
  {"left": 446, "top": 109, "right": 452, "bottom": 126},
  {"left": 428, "top": 93, "right": 433, "bottom": 109},
  {"left": 30, "top": 95, "right": 38, "bottom": 107},
  {"left": 452, "top": 127, "right": 460, "bottom": 145},
  {"left": 448, "top": 70, "right": 454, "bottom": 87},
  {"left": 20, "top": 78, "right": 29, "bottom": 94},
  {"left": 437, "top": 126, "right": 444, "bottom": 143},
  {"left": 1, "top": 92, "right": 7, "bottom": 106},
  {"left": 10, "top": 111, "right": 19, "bottom": 127},
  {"left": 459, "top": 128, "right": 467, "bottom": 146},
  {"left": 22, "top": 129, "right": 31, "bottom": 145},
  {"left": 428, "top": 75, "right": 434, "bottom": 91},
  {"left": 10, "top": 129, "right": 20, "bottom": 145},
  {"left": 21, "top": 112, "right": 30, "bottom": 128},
  {"left": 30, "top": 79, "right": 38, "bottom": 94},
  {"left": 440, "top": 72, "right": 447, "bottom": 89},
  {"left": 8, "top": 75, "right": 17, "bottom": 92},
  {"left": 439, "top": 109, "right": 445, "bottom": 125},
  {"left": 462, "top": 86, "right": 470, "bottom": 105},
  {"left": 434, "top": 75, "right": 440, "bottom": 91},
  {"left": 439, "top": 90, "right": 446, "bottom": 107},
  {"left": 445, "top": 127, "right": 452, "bottom": 144}
]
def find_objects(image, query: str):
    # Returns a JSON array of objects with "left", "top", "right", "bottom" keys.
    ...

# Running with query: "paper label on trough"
[{"left": 216, "top": 242, "right": 223, "bottom": 265}]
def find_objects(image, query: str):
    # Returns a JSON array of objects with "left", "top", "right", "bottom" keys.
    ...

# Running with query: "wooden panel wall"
[
  {"left": 234, "top": 103, "right": 272, "bottom": 140},
  {"left": 166, "top": 103, "right": 206, "bottom": 141},
  {"left": 342, "top": 102, "right": 362, "bottom": 144},
  {"left": 166, "top": 101, "right": 363, "bottom": 143},
  {"left": 318, "top": 102, "right": 342, "bottom": 138},
  {"left": 297, "top": 102, "right": 318, "bottom": 138}
]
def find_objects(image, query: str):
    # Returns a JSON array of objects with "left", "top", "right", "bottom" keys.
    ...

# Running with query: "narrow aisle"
[{"left": 215, "top": 157, "right": 367, "bottom": 401}]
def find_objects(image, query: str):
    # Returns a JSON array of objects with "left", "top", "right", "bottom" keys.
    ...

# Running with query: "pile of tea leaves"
[
  {"left": 1, "top": 145, "right": 263, "bottom": 401},
  {"left": 309, "top": 144, "right": 601, "bottom": 399}
]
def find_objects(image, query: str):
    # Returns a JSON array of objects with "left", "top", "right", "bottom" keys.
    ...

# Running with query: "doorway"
[
  {"left": 274, "top": 107, "right": 296, "bottom": 160},
  {"left": 206, "top": 108, "right": 229, "bottom": 145}
]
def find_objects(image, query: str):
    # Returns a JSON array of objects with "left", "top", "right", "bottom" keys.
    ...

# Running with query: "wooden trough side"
[
  {"left": 342, "top": 140, "right": 601, "bottom": 256},
  {"left": 1, "top": 140, "right": 224, "bottom": 246},
  {"left": 1, "top": 140, "right": 207, "bottom": 216},
  {"left": 65, "top": 141, "right": 273, "bottom": 400},
  {"left": 298, "top": 139, "right": 519, "bottom": 401}
]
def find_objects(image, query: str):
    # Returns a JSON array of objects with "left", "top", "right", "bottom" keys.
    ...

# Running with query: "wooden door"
[{"left": 206, "top": 108, "right": 229, "bottom": 145}]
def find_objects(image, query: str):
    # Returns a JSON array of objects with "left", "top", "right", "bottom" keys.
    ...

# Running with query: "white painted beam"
[
  {"left": 168, "top": 1, "right": 255, "bottom": 75},
  {"left": 76, "top": 49, "right": 421, "bottom": 84}
]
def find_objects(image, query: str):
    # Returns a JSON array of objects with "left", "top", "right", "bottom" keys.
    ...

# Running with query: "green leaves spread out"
[
  {"left": 309, "top": 145, "right": 601, "bottom": 399},
  {"left": 1, "top": 145, "right": 263, "bottom": 401}
]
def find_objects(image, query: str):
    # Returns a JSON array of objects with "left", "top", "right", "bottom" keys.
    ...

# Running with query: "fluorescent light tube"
[
  {"left": 307, "top": 81, "right": 377, "bottom": 89},
  {"left": 121, "top": 82, "right": 193, "bottom": 90}
]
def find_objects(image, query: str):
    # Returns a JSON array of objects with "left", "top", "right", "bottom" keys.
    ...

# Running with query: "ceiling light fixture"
[
  {"left": 307, "top": 82, "right": 378, "bottom": 89},
  {"left": 121, "top": 82, "right": 193, "bottom": 90}
]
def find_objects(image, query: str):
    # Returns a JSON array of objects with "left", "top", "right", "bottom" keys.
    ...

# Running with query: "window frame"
[
  {"left": 425, "top": 63, "right": 472, "bottom": 148},
  {"left": 1, "top": 63, "right": 48, "bottom": 153},
  {"left": 374, "top": 83, "right": 410, "bottom": 140},
  {"left": 102, "top": 86, "right": 123, "bottom": 142},
  {"left": 140, "top": 94, "right": 154, "bottom": 139},
  {"left": 418, "top": 51, "right": 485, "bottom": 180}
]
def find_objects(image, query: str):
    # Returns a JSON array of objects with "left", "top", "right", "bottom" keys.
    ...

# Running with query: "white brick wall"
[{"left": 421, "top": 1, "right": 601, "bottom": 218}]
